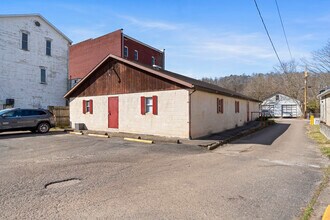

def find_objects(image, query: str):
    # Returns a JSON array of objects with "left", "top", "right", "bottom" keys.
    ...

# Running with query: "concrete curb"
[
  {"left": 87, "top": 133, "right": 110, "bottom": 138},
  {"left": 69, "top": 131, "right": 83, "bottom": 135},
  {"left": 124, "top": 137, "right": 154, "bottom": 144},
  {"left": 206, "top": 124, "right": 274, "bottom": 150},
  {"left": 322, "top": 205, "right": 330, "bottom": 220}
]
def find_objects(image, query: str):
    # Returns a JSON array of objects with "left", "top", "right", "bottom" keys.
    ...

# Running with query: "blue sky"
[{"left": 1, "top": 0, "right": 330, "bottom": 78}]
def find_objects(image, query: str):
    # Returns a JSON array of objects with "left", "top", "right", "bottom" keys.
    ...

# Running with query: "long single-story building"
[
  {"left": 261, "top": 93, "right": 302, "bottom": 118},
  {"left": 317, "top": 88, "right": 330, "bottom": 139},
  {"left": 64, "top": 54, "right": 260, "bottom": 139}
]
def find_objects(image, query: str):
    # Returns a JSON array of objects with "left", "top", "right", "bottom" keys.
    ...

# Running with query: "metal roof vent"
[
  {"left": 152, "top": 64, "right": 162, "bottom": 70},
  {"left": 34, "top": 21, "right": 41, "bottom": 27}
]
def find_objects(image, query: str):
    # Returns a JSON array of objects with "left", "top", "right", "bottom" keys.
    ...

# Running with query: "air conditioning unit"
[{"left": 6, "top": 99, "right": 14, "bottom": 105}]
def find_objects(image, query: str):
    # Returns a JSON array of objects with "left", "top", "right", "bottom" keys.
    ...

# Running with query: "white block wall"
[
  {"left": 320, "top": 94, "right": 330, "bottom": 125},
  {"left": 69, "top": 90, "right": 190, "bottom": 138},
  {"left": 190, "top": 90, "right": 260, "bottom": 138},
  {"left": 0, "top": 16, "right": 70, "bottom": 109}
]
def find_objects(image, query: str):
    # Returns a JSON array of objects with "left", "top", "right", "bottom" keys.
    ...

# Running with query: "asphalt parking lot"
[{"left": 0, "top": 120, "right": 328, "bottom": 219}]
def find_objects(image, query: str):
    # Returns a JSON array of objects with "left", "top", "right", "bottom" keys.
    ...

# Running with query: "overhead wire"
[
  {"left": 275, "top": 0, "right": 293, "bottom": 60},
  {"left": 253, "top": 0, "right": 286, "bottom": 71}
]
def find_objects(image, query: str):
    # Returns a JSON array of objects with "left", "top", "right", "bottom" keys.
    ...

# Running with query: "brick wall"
[
  {"left": 123, "top": 37, "right": 164, "bottom": 68},
  {"left": 69, "top": 29, "right": 122, "bottom": 80}
]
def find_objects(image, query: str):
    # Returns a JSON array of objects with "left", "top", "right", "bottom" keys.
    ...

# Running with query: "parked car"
[
  {"left": 261, "top": 109, "right": 273, "bottom": 118},
  {"left": 0, "top": 108, "right": 56, "bottom": 133}
]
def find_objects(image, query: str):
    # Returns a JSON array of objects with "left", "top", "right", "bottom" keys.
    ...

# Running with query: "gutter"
[{"left": 188, "top": 88, "right": 197, "bottom": 139}]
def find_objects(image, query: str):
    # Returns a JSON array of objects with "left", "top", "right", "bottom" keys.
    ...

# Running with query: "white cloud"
[{"left": 118, "top": 15, "right": 179, "bottom": 31}]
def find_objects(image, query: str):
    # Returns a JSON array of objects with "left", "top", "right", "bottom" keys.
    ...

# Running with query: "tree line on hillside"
[{"left": 201, "top": 41, "right": 330, "bottom": 113}]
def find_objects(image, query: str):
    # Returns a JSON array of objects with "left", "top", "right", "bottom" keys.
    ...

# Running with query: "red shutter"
[
  {"left": 217, "top": 98, "right": 219, "bottom": 113},
  {"left": 89, "top": 99, "right": 93, "bottom": 114},
  {"left": 152, "top": 96, "right": 158, "bottom": 115},
  {"left": 83, "top": 100, "right": 86, "bottom": 114},
  {"left": 220, "top": 99, "right": 224, "bottom": 114},
  {"left": 238, "top": 101, "right": 240, "bottom": 113},
  {"left": 141, "top": 96, "right": 146, "bottom": 115}
]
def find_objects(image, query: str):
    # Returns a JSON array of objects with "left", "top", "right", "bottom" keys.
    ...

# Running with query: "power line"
[
  {"left": 275, "top": 0, "right": 293, "bottom": 60},
  {"left": 253, "top": 0, "right": 285, "bottom": 71}
]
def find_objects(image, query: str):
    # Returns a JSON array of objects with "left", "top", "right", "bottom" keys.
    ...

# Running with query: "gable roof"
[
  {"left": 262, "top": 93, "right": 299, "bottom": 101},
  {"left": 317, "top": 88, "right": 330, "bottom": 99},
  {"left": 64, "top": 54, "right": 260, "bottom": 102},
  {"left": 0, "top": 14, "right": 72, "bottom": 43}
]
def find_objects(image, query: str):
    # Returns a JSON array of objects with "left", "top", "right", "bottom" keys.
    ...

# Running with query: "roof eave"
[
  {"left": 194, "top": 85, "right": 261, "bottom": 102},
  {"left": 0, "top": 13, "right": 72, "bottom": 44},
  {"left": 317, "top": 89, "right": 330, "bottom": 99}
]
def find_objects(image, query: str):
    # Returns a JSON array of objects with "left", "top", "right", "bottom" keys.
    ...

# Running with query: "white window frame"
[
  {"left": 124, "top": 46, "right": 128, "bottom": 58},
  {"left": 145, "top": 97, "right": 153, "bottom": 113},
  {"left": 134, "top": 50, "right": 138, "bottom": 61},
  {"left": 85, "top": 100, "right": 90, "bottom": 113},
  {"left": 21, "top": 30, "right": 30, "bottom": 51},
  {"left": 151, "top": 56, "right": 155, "bottom": 65},
  {"left": 40, "top": 67, "right": 47, "bottom": 84},
  {"left": 46, "top": 38, "right": 52, "bottom": 56}
]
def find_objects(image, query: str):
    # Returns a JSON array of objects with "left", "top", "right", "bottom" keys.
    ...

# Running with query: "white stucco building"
[
  {"left": 261, "top": 93, "right": 302, "bottom": 118},
  {"left": 0, "top": 14, "right": 72, "bottom": 109},
  {"left": 65, "top": 54, "right": 260, "bottom": 139},
  {"left": 317, "top": 88, "right": 330, "bottom": 139}
]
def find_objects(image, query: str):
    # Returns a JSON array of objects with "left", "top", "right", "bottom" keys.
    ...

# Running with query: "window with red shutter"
[
  {"left": 89, "top": 99, "right": 93, "bottom": 114},
  {"left": 152, "top": 96, "right": 158, "bottom": 115},
  {"left": 220, "top": 99, "right": 224, "bottom": 113},
  {"left": 141, "top": 96, "right": 146, "bottom": 115},
  {"left": 83, "top": 100, "right": 86, "bottom": 114}
]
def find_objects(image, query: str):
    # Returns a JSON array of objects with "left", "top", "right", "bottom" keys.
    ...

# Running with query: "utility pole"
[{"left": 304, "top": 67, "right": 308, "bottom": 118}]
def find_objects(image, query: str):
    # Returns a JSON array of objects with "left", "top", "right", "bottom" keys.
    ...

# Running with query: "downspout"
[
  {"left": 121, "top": 29, "right": 124, "bottom": 58},
  {"left": 162, "top": 49, "right": 165, "bottom": 69},
  {"left": 188, "top": 88, "right": 196, "bottom": 139}
]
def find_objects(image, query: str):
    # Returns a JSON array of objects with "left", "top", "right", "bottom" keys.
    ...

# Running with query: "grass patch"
[
  {"left": 308, "top": 125, "right": 330, "bottom": 158},
  {"left": 300, "top": 167, "right": 330, "bottom": 220},
  {"left": 301, "top": 125, "right": 330, "bottom": 219}
]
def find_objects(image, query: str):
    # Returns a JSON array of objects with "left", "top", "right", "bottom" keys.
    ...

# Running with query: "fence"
[{"left": 48, "top": 106, "right": 70, "bottom": 128}]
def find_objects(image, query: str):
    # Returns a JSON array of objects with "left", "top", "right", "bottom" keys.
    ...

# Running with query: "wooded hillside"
[
  {"left": 202, "top": 41, "right": 330, "bottom": 113},
  {"left": 202, "top": 72, "right": 330, "bottom": 112}
]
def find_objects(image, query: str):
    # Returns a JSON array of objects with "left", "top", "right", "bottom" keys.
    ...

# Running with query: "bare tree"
[{"left": 304, "top": 40, "right": 330, "bottom": 73}]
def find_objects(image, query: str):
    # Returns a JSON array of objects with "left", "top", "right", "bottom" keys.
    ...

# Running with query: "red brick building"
[{"left": 69, "top": 29, "right": 165, "bottom": 87}]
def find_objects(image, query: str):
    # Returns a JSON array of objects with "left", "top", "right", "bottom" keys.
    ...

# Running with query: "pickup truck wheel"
[{"left": 37, "top": 122, "right": 50, "bottom": 133}]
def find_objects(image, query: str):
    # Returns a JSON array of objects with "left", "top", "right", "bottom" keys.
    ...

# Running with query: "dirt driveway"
[{"left": 0, "top": 119, "right": 328, "bottom": 219}]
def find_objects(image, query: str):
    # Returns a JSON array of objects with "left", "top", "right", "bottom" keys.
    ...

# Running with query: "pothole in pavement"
[{"left": 45, "top": 178, "right": 81, "bottom": 189}]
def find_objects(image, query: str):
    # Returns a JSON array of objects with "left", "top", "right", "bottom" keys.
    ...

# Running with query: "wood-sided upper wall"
[{"left": 69, "top": 59, "right": 185, "bottom": 97}]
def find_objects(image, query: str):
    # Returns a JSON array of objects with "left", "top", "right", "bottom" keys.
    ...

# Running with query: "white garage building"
[
  {"left": 261, "top": 93, "right": 302, "bottom": 118},
  {"left": 64, "top": 54, "right": 260, "bottom": 139}
]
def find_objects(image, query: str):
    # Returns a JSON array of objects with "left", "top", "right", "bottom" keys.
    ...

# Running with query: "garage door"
[{"left": 281, "top": 105, "right": 298, "bottom": 117}]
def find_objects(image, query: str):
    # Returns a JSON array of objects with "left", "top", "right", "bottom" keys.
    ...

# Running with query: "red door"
[
  {"left": 108, "top": 97, "right": 118, "bottom": 128},
  {"left": 247, "top": 101, "right": 250, "bottom": 122}
]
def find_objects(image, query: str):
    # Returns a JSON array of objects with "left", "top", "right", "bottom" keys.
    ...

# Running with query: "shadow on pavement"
[
  {"left": 0, "top": 130, "right": 67, "bottom": 139},
  {"left": 232, "top": 123, "right": 290, "bottom": 145}
]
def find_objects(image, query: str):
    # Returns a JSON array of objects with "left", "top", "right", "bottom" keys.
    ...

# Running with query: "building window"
[
  {"left": 275, "top": 94, "right": 279, "bottom": 101},
  {"left": 145, "top": 97, "right": 153, "bottom": 113},
  {"left": 141, "top": 96, "right": 158, "bottom": 115},
  {"left": 235, "top": 101, "right": 240, "bottom": 113},
  {"left": 46, "top": 40, "right": 51, "bottom": 56},
  {"left": 86, "top": 100, "right": 90, "bottom": 113},
  {"left": 40, "top": 68, "right": 46, "bottom": 84},
  {"left": 22, "top": 32, "right": 28, "bottom": 50},
  {"left": 151, "top": 56, "right": 155, "bottom": 65},
  {"left": 124, "top": 46, "right": 128, "bottom": 58},
  {"left": 83, "top": 99, "right": 93, "bottom": 114},
  {"left": 134, "top": 50, "right": 138, "bottom": 61},
  {"left": 217, "top": 98, "right": 224, "bottom": 114}
]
